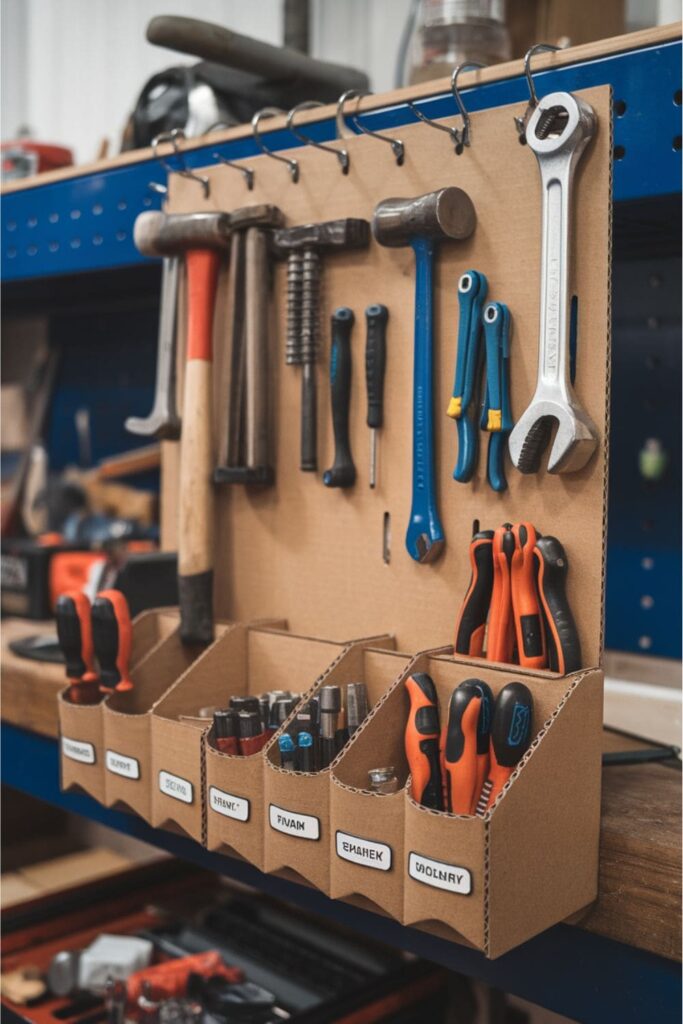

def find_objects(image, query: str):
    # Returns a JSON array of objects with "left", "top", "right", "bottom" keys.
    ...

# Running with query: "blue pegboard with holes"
[
  {"left": 1, "top": 33, "right": 681, "bottom": 660},
  {"left": 2, "top": 37, "right": 680, "bottom": 282}
]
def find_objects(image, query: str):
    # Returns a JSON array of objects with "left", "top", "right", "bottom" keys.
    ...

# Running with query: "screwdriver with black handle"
[
  {"left": 365, "top": 304, "right": 388, "bottom": 489},
  {"left": 323, "top": 307, "right": 356, "bottom": 488},
  {"left": 92, "top": 589, "right": 133, "bottom": 693},
  {"left": 55, "top": 591, "right": 100, "bottom": 704},
  {"left": 404, "top": 673, "right": 442, "bottom": 810}
]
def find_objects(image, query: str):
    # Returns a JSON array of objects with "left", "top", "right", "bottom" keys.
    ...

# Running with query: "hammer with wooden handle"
[{"left": 134, "top": 211, "right": 231, "bottom": 646}]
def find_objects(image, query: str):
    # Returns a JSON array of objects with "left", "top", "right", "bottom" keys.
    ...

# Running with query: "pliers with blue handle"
[
  {"left": 447, "top": 270, "right": 488, "bottom": 482},
  {"left": 481, "top": 301, "right": 513, "bottom": 492}
]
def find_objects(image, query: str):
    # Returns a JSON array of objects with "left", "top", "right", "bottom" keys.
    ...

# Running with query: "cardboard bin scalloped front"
[
  {"left": 402, "top": 654, "right": 603, "bottom": 958},
  {"left": 58, "top": 608, "right": 180, "bottom": 804},
  {"left": 204, "top": 628, "right": 361, "bottom": 869},
  {"left": 263, "top": 645, "right": 410, "bottom": 894},
  {"left": 103, "top": 615, "right": 231, "bottom": 820}
]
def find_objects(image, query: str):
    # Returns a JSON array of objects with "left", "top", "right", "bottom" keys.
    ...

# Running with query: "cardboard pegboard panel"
[{"left": 162, "top": 87, "right": 611, "bottom": 662}]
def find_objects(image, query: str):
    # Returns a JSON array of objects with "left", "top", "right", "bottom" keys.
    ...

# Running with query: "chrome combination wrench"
[{"left": 508, "top": 91, "right": 599, "bottom": 475}]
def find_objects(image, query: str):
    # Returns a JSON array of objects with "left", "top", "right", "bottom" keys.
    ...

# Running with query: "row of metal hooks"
[{"left": 151, "top": 43, "right": 560, "bottom": 199}]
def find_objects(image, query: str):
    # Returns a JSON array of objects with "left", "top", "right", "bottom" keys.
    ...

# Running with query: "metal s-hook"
[
  {"left": 251, "top": 107, "right": 299, "bottom": 182},
  {"left": 337, "top": 89, "right": 405, "bottom": 166},
  {"left": 206, "top": 122, "right": 255, "bottom": 190},
  {"left": 407, "top": 61, "right": 486, "bottom": 154},
  {"left": 450, "top": 61, "right": 487, "bottom": 152},
  {"left": 152, "top": 128, "right": 210, "bottom": 198},
  {"left": 287, "top": 100, "right": 349, "bottom": 174},
  {"left": 514, "top": 43, "right": 562, "bottom": 142}
]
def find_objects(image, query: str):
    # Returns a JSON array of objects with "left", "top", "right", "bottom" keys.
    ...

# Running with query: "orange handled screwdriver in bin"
[
  {"left": 453, "top": 529, "right": 494, "bottom": 656},
  {"left": 405, "top": 673, "right": 442, "bottom": 810},
  {"left": 441, "top": 678, "right": 493, "bottom": 814},
  {"left": 510, "top": 522, "right": 546, "bottom": 669},
  {"left": 55, "top": 590, "right": 99, "bottom": 704},
  {"left": 92, "top": 589, "right": 133, "bottom": 693},
  {"left": 476, "top": 682, "right": 533, "bottom": 814}
]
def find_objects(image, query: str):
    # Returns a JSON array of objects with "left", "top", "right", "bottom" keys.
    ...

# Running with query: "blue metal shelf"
[
  {"left": 1, "top": 721, "right": 680, "bottom": 1024},
  {"left": 2, "top": 37, "right": 681, "bottom": 283}
]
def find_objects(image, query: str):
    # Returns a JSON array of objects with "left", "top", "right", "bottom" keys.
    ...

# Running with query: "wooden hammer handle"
[{"left": 178, "top": 249, "right": 220, "bottom": 646}]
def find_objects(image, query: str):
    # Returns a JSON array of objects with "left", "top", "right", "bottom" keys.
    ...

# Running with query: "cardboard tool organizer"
[{"left": 59, "top": 82, "right": 612, "bottom": 959}]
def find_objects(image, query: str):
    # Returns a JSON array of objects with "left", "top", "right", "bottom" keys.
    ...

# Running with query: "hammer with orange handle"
[
  {"left": 55, "top": 590, "right": 99, "bottom": 704},
  {"left": 92, "top": 590, "right": 133, "bottom": 693},
  {"left": 135, "top": 211, "right": 231, "bottom": 646},
  {"left": 404, "top": 673, "right": 442, "bottom": 810},
  {"left": 476, "top": 682, "right": 533, "bottom": 814}
]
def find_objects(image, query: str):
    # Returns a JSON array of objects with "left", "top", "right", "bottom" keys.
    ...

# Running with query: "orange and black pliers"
[
  {"left": 441, "top": 678, "right": 493, "bottom": 814},
  {"left": 55, "top": 590, "right": 100, "bottom": 704},
  {"left": 92, "top": 589, "right": 133, "bottom": 693},
  {"left": 404, "top": 673, "right": 443, "bottom": 810}
]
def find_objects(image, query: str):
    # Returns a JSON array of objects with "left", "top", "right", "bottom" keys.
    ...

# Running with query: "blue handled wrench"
[
  {"left": 481, "top": 301, "right": 513, "bottom": 492},
  {"left": 372, "top": 189, "right": 476, "bottom": 562},
  {"left": 447, "top": 270, "right": 488, "bottom": 482}
]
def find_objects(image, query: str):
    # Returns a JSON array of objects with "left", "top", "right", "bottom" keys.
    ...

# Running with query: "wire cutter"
[
  {"left": 447, "top": 270, "right": 488, "bottom": 482},
  {"left": 480, "top": 302, "right": 513, "bottom": 492}
]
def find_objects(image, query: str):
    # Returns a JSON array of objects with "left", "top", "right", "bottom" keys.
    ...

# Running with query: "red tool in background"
[
  {"left": 476, "top": 682, "right": 533, "bottom": 814},
  {"left": 127, "top": 949, "right": 242, "bottom": 1005},
  {"left": 92, "top": 590, "right": 133, "bottom": 693},
  {"left": 55, "top": 590, "right": 99, "bottom": 705},
  {"left": 404, "top": 673, "right": 442, "bottom": 811}
]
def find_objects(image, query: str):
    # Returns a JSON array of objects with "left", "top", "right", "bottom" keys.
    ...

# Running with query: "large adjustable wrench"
[
  {"left": 508, "top": 91, "right": 599, "bottom": 474},
  {"left": 125, "top": 256, "right": 181, "bottom": 440}
]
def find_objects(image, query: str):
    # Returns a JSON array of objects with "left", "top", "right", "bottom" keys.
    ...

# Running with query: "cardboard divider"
[
  {"left": 58, "top": 608, "right": 180, "bottom": 804},
  {"left": 102, "top": 611, "right": 223, "bottom": 819},
  {"left": 263, "top": 645, "right": 409, "bottom": 894},
  {"left": 204, "top": 629, "right": 364, "bottom": 867},
  {"left": 401, "top": 651, "right": 603, "bottom": 958}
]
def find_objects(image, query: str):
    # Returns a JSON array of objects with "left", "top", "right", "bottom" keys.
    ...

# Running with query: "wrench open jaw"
[{"left": 508, "top": 91, "right": 599, "bottom": 476}]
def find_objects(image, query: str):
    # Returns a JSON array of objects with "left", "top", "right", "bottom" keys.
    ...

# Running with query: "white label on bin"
[
  {"left": 336, "top": 831, "right": 392, "bottom": 871},
  {"left": 106, "top": 749, "right": 140, "bottom": 780},
  {"left": 269, "top": 804, "right": 320, "bottom": 841},
  {"left": 62, "top": 737, "right": 95, "bottom": 764},
  {"left": 209, "top": 786, "right": 249, "bottom": 822},
  {"left": 158, "top": 770, "right": 193, "bottom": 804},
  {"left": 408, "top": 852, "right": 472, "bottom": 895}
]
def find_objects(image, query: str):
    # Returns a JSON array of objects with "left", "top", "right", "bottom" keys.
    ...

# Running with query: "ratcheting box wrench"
[
  {"left": 508, "top": 92, "right": 599, "bottom": 474},
  {"left": 447, "top": 270, "right": 488, "bottom": 483}
]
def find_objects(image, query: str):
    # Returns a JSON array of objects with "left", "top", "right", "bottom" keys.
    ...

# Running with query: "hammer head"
[
  {"left": 372, "top": 188, "right": 476, "bottom": 247},
  {"left": 270, "top": 218, "right": 369, "bottom": 257},
  {"left": 229, "top": 204, "right": 284, "bottom": 231},
  {"left": 134, "top": 211, "right": 232, "bottom": 257}
]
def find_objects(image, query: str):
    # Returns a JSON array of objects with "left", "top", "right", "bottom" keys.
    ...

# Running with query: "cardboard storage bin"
[
  {"left": 204, "top": 629, "right": 358, "bottom": 868},
  {"left": 102, "top": 611, "right": 221, "bottom": 819},
  {"left": 402, "top": 651, "right": 603, "bottom": 959},
  {"left": 330, "top": 656, "right": 416, "bottom": 920},
  {"left": 59, "top": 608, "right": 180, "bottom": 804},
  {"left": 263, "top": 645, "right": 409, "bottom": 894}
]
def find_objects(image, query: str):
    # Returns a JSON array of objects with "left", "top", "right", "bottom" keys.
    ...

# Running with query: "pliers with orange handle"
[
  {"left": 55, "top": 590, "right": 100, "bottom": 705},
  {"left": 92, "top": 589, "right": 133, "bottom": 693},
  {"left": 404, "top": 673, "right": 443, "bottom": 810},
  {"left": 534, "top": 536, "right": 582, "bottom": 673},
  {"left": 476, "top": 681, "right": 533, "bottom": 814},
  {"left": 441, "top": 678, "right": 493, "bottom": 814},
  {"left": 453, "top": 529, "right": 494, "bottom": 657},
  {"left": 510, "top": 522, "right": 546, "bottom": 670},
  {"left": 486, "top": 524, "right": 515, "bottom": 664}
]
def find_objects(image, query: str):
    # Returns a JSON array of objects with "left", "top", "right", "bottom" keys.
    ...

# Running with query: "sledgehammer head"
[
  {"left": 134, "top": 210, "right": 232, "bottom": 257},
  {"left": 372, "top": 187, "right": 476, "bottom": 247}
]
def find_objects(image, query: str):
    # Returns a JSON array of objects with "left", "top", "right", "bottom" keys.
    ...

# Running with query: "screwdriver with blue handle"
[
  {"left": 365, "top": 304, "right": 388, "bottom": 489},
  {"left": 480, "top": 302, "right": 513, "bottom": 492},
  {"left": 447, "top": 270, "right": 488, "bottom": 482},
  {"left": 476, "top": 682, "right": 533, "bottom": 814}
]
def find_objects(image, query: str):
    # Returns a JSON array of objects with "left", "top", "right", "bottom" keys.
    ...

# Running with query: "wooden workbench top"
[{"left": 2, "top": 616, "right": 680, "bottom": 961}]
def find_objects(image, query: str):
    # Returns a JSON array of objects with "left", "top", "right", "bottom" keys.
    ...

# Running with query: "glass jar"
[{"left": 406, "top": 0, "right": 511, "bottom": 85}]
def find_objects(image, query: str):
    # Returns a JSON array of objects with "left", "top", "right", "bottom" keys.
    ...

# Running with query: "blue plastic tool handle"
[
  {"left": 405, "top": 236, "right": 444, "bottom": 563},
  {"left": 482, "top": 302, "right": 512, "bottom": 492},
  {"left": 451, "top": 271, "right": 487, "bottom": 483}
]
